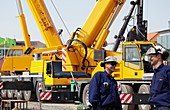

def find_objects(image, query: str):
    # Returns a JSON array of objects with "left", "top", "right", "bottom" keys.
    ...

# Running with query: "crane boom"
[
  {"left": 113, "top": 0, "right": 137, "bottom": 51},
  {"left": 73, "top": 0, "right": 126, "bottom": 48},
  {"left": 17, "top": 0, "right": 31, "bottom": 49},
  {"left": 27, "top": 0, "right": 63, "bottom": 47}
]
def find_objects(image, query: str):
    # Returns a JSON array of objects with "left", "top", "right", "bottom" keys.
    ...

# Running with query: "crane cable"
[{"left": 50, "top": 0, "right": 71, "bottom": 36}]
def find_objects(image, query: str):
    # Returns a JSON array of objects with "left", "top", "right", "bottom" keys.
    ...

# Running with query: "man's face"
[
  {"left": 105, "top": 62, "right": 116, "bottom": 74},
  {"left": 149, "top": 54, "right": 159, "bottom": 66}
]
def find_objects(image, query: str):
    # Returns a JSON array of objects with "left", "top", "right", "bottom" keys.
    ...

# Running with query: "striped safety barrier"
[
  {"left": 38, "top": 82, "right": 42, "bottom": 91},
  {"left": 120, "top": 94, "right": 133, "bottom": 104},
  {"left": 117, "top": 82, "right": 121, "bottom": 94},
  {"left": 40, "top": 91, "right": 52, "bottom": 100},
  {"left": 38, "top": 82, "right": 52, "bottom": 101},
  {"left": 62, "top": 48, "right": 66, "bottom": 71},
  {"left": 0, "top": 82, "right": 3, "bottom": 90}
]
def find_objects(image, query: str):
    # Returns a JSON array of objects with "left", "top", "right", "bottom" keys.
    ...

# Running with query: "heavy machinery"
[
  {"left": 0, "top": 0, "right": 125, "bottom": 100},
  {"left": 0, "top": 0, "right": 167, "bottom": 110},
  {"left": 0, "top": 0, "right": 64, "bottom": 100},
  {"left": 1, "top": 0, "right": 34, "bottom": 75},
  {"left": 1, "top": 0, "right": 64, "bottom": 75}
]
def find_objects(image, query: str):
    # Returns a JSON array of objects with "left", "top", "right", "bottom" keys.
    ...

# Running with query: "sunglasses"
[{"left": 107, "top": 62, "right": 117, "bottom": 66}]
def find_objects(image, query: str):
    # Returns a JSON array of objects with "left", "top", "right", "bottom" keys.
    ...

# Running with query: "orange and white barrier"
[
  {"left": 38, "top": 82, "right": 42, "bottom": 91},
  {"left": 62, "top": 48, "right": 66, "bottom": 71},
  {"left": 117, "top": 82, "right": 121, "bottom": 94},
  {"left": 120, "top": 94, "right": 133, "bottom": 104},
  {"left": 0, "top": 82, "right": 3, "bottom": 90},
  {"left": 40, "top": 91, "right": 52, "bottom": 100}
]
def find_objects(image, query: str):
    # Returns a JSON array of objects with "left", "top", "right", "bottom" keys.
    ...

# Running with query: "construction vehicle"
[
  {"left": 0, "top": 0, "right": 167, "bottom": 110},
  {"left": 0, "top": 37, "right": 16, "bottom": 72},
  {"left": 1, "top": 0, "right": 64, "bottom": 75},
  {"left": 0, "top": 0, "right": 64, "bottom": 100},
  {"left": 0, "top": 0, "right": 125, "bottom": 100},
  {"left": 1, "top": 0, "right": 34, "bottom": 75}
]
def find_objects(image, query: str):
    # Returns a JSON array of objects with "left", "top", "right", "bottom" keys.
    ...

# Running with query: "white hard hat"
[
  {"left": 146, "top": 45, "right": 169, "bottom": 60},
  {"left": 100, "top": 56, "right": 118, "bottom": 67},
  {"left": 146, "top": 45, "right": 164, "bottom": 55}
]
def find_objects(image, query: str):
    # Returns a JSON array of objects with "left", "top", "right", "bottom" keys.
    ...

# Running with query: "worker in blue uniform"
[
  {"left": 146, "top": 45, "right": 170, "bottom": 110},
  {"left": 89, "top": 56, "right": 122, "bottom": 110}
]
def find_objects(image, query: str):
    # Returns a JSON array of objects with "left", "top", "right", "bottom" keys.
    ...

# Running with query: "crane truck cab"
[{"left": 1, "top": 46, "right": 33, "bottom": 75}]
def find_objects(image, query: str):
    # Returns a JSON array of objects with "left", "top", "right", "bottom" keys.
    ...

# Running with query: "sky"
[{"left": 0, "top": 0, "right": 170, "bottom": 47}]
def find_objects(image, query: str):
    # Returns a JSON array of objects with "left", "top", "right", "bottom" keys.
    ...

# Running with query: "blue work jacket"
[
  {"left": 148, "top": 64, "right": 170, "bottom": 107},
  {"left": 89, "top": 71, "right": 122, "bottom": 110}
]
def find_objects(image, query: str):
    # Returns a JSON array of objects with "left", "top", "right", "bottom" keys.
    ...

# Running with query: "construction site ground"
[
  {"left": 0, "top": 100, "right": 80, "bottom": 110},
  {"left": 28, "top": 101, "right": 79, "bottom": 110}
]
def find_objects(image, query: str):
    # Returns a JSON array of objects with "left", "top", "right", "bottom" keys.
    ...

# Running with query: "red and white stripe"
[
  {"left": 38, "top": 82, "right": 42, "bottom": 91},
  {"left": 117, "top": 82, "right": 121, "bottom": 94},
  {"left": 62, "top": 48, "right": 67, "bottom": 71},
  {"left": 40, "top": 91, "right": 52, "bottom": 100},
  {"left": 120, "top": 94, "right": 133, "bottom": 104},
  {"left": 0, "top": 82, "right": 3, "bottom": 90}
]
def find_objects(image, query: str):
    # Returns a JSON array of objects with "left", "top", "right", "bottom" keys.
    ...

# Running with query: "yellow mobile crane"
[
  {"left": 1, "top": 0, "right": 34, "bottom": 75},
  {"left": 30, "top": 1, "right": 159, "bottom": 110},
  {"left": 1, "top": 0, "right": 64, "bottom": 75},
  {"left": 1, "top": 0, "right": 125, "bottom": 100},
  {"left": 0, "top": 0, "right": 167, "bottom": 110},
  {"left": 0, "top": 0, "right": 63, "bottom": 99}
]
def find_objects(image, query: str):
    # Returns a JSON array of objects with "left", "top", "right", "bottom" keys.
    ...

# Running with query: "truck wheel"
[
  {"left": 138, "top": 84, "right": 151, "bottom": 110},
  {"left": 125, "top": 85, "right": 134, "bottom": 110},
  {"left": 121, "top": 84, "right": 134, "bottom": 110},
  {"left": 36, "top": 82, "right": 45, "bottom": 100},
  {"left": 121, "top": 85, "right": 128, "bottom": 110},
  {"left": 82, "top": 84, "right": 91, "bottom": 106},
  {"left": 15, "top": 90, "right": 23, "bottom": 100},
  {"left": 23, "top": 91, "right": 35, "bottom": 101},
  {"left": 1, "top": 90, "right": 7, "bottom": 98},
  {"left": 7, "top": 90, "right": 14, "bottom": 98}
]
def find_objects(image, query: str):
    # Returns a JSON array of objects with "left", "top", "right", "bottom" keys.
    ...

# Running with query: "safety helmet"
[
  {"left": 146, "top": 45, "right": 169, "bottom": 60},
  {"left": 100, "top": 56, "right": 118, "bottom": 67}
]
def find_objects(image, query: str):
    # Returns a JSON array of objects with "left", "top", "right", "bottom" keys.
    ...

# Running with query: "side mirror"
[
  {"left": 143, "top": 54, "right": 150, "bottom": 62},
  {"left": 46, "top": 62, "right": 52, "bottom": 75}
]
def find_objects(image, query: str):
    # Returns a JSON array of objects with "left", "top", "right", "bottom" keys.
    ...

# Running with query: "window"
[
  {"left": 7, "top": 49, "right": 23, "bottom": 56},
  {"left": 124, "top": 44, "right": 142, "bottom": 70}
]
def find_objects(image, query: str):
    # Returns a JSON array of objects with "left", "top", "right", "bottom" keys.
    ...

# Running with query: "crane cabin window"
[
  {"left": 124, "top": 44, "right": 142, "bottom": 70},
  {"left": 7, "top": 49, "right": 23, "bottom": 56}
]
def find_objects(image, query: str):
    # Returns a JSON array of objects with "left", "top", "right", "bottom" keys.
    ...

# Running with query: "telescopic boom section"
[
  {"left": 27, "top": 0, "right": 63, "bottom": 48},
  {"left": 113, "top": 0, "right": 137, "bottom": 51},
  {"left": 17, "top": 0, "right": 31, "bottom": 49},
  {"left": 74, "top": 0, "right": 125, "bottom": 48}
]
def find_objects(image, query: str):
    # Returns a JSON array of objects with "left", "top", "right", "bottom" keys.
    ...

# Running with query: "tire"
[
  {"left": 125, "top": 85, "right": 134, "bottom": 110},
  {"left": 7, "top": 90, "right": 14, "bottom": 99},
  {"left": 1, "top": 90, "right": 7, "bottom": 98},
  {"left": 138, "top": 84, "right": 151, "bottom": 110},
  {"left": 23, "top": 90, "right": 35, "bottom": 101},
  {"left": 82, "top": 84, "right": 91, "bottom": 106},
  {"left": 121, "top": 84, "right": 134, "bottom": 110},
  {"left": 36, "top": 82, "right": 45, "bottom": 100},
  {"left": 15, "top": 90, "right": 23, "bottom": 100}
]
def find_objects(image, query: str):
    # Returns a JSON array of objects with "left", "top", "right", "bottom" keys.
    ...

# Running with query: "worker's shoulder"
[
  {"left": 164, "top": 65, "right": 170, "bottom": 70},
  {"left": 162, "top": 65, "right": 170, "bottom": 76},
  {"left": 94, "top": 71, "right": 107, "bottom": 78}
]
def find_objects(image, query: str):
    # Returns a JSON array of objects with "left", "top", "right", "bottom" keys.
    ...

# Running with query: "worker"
[
  {"left": 89, "top": 56, "right": 122, "bottom": 110},
  {"left": 146, "top": 45, "right": 170, "bottom": 110}
]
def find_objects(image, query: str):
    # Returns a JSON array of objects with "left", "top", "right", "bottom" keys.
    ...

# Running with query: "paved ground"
[
  {"left": 28, "top": 101, "right": 80, "bottom": 110},
  {"left": 0, "top": 101, "right": 83, "bottom": 110}
]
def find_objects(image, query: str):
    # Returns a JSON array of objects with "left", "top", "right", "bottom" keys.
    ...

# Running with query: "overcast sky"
[{"left": 0, "top": 0, "right": 170, "bottom": 46}]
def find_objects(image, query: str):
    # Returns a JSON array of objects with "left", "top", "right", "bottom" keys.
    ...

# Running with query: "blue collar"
[
  {"left": 153, "top": 63, "right": 164, "bottom": 72},
  {"left": 104, "top": 70, "right": 114, "bottom": 79}
]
